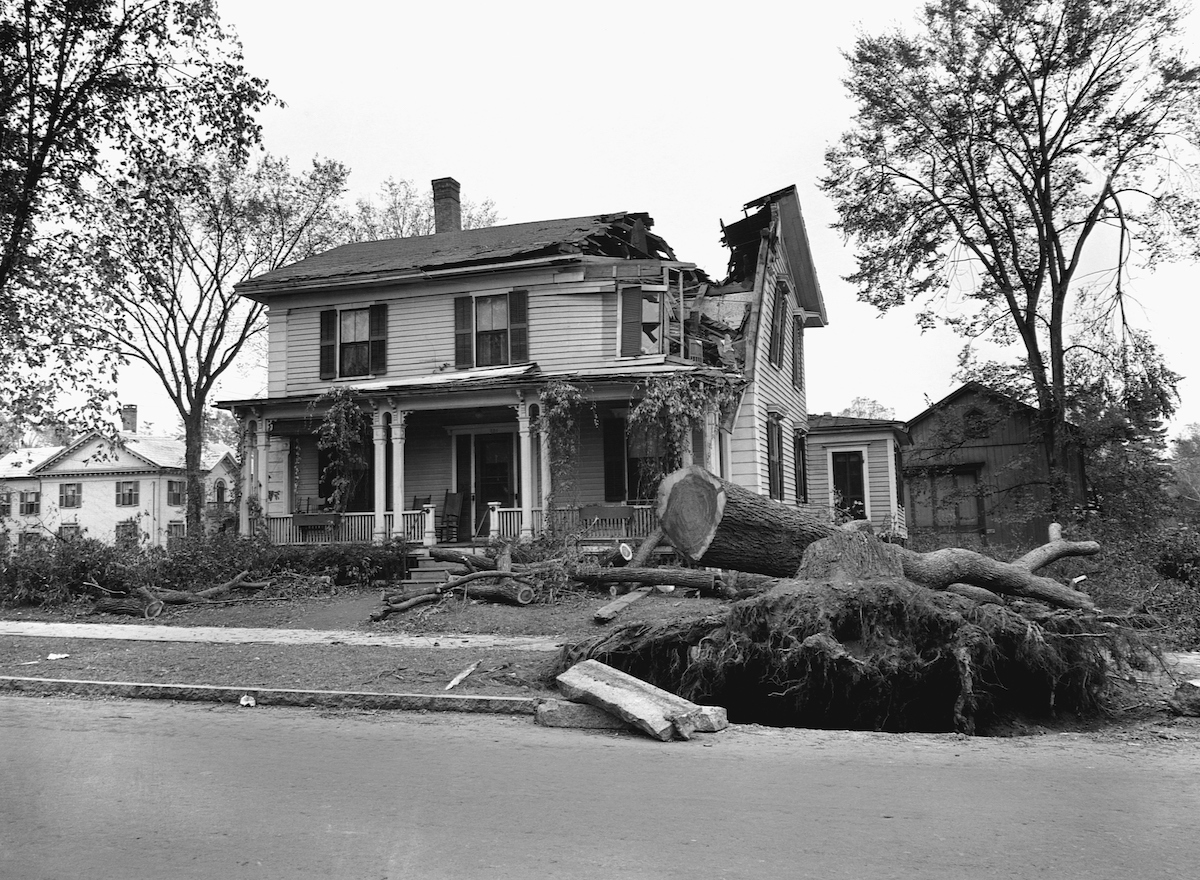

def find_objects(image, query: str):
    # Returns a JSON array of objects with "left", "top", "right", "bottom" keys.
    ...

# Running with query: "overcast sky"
[{"left": 120, "top": 0, "right": 1199, "bottom": 436}]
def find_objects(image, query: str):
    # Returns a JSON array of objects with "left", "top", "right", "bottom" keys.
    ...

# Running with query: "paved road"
[{"left": 2, "top": 696, "right": 1197, "bottom": 879}]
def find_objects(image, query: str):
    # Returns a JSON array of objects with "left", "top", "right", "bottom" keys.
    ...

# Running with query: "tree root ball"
[{"left": 555, "top": 577, "right": 1148, "bottom": 735}]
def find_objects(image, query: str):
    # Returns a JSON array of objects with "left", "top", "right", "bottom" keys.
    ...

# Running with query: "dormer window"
[{"left": 319, "top": 305, "right": 388, "bottom": 379}]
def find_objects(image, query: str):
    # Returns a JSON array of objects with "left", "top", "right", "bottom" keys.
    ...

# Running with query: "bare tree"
[
  {"left": 823, "top": 0, "right": 1200, "bottom": 511},
  {"left": 837, "top": 397, "right": 896, "bottom": 420},
  {"left": 0, "top": 1, "right": 272, "bottom": 428},
  {"left": 91, "top": 154, "right": 348, "bottom": 533},
  {"left": 349, "top": 177, "right": 499, "bottom": 240}
]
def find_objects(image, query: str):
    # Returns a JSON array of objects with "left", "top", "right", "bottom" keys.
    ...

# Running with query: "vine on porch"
[
  {"left": 626, "top": 373, "right": 743, "bottom": 498},
  {"left": 308, "top": 386, "right": 369, "bottom": 513},
  {"left": 535, "top": 379, "right": 596, "bottom": 534}
]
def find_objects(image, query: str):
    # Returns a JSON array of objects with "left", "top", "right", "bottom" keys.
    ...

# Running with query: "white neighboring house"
[{"left": 0, "top": 433, "right": 238, "bottom": 551}]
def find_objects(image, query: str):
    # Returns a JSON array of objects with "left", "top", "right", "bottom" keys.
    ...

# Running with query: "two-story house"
[
  {"left": 0, "top": 411, "right": 237, "bottom": 550},
  {"left": 223, "top": 180, "right": 826, "bottom": 545}
]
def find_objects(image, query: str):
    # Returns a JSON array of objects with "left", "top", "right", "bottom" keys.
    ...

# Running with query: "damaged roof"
[
  {"left": 720, "top": 185, "right": 828, "bottom": 328},
  {"left": 237, "top": 213, "right": 678, "bottom": 298}
]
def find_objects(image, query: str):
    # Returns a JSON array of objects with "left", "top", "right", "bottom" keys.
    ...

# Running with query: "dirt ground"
[{"left": 4, "top": 586, "right": 1200, "bottom": 742}]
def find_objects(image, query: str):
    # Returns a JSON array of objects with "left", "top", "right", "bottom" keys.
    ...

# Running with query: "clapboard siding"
[
  {"left": 267, "top": 311, "right": 288, "bottom": 397},
  {"left": 275, "top": 274, "right": 623, "bottom": 398},
  {"left": 805, "top": 432, "right": 900, "bottom": 531}
]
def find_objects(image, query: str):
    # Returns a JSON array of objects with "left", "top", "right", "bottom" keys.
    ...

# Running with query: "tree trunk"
[
  {"left": 655, "top": 466, "right": 1097, "bottom": 610},
  {"left": 182, "top": 407, "right": 207, "bottom": 536},
  {"left": 656, "top": 466, "right": 836, "bottom": 576}
]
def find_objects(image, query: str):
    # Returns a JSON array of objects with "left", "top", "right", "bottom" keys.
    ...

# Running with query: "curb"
[{"left": 0, "top": 675, "right": 542, "bottom": 715}]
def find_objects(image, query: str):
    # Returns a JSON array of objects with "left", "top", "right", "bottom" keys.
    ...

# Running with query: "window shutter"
[
  {"left": 620, "top": 287, "right": 643, "bottom": 357},
  {"left": 769, "top": 286, "right": 786, "bottom": 367},
  {"left": 792, "top": 320, "right": 803, "bottom": 390},
  {"left": 319, "top": 310, "right": 337, "bottom": 379},
  {"left": 368, "top": 304, "right": 387, "bottom": 374},
  {"left": 602, "top": 418, "right": 627, "bottom": 502},
  {"left": 509, "top": 290, "right": 528, "bottom": 363},
  {"left": 454, "top": 296, "right": 473, "bottom": 368},
  {"left": 115, "top": 481, "right": 121, "bottom": 505},
  {"left": 794, "top": 430, "right": 808, "bottom": 502}
]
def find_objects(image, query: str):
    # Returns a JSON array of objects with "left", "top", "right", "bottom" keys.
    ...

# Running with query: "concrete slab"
[
  {"left": 0, "top": 621, "right": 563, "bottom": 652},
  {"left": 0, "top": 675, "right": 541, "bottom": 714}
]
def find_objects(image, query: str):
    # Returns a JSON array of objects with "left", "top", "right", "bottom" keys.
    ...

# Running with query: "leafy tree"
[
  {"left": 823, "top": 0, "right": 1199, "bottom": 511},
  {"left": 0, "top": 1, "right": 272, "bottom": 428},
  {"left": 349, "top": 177, "right": 499, "bottom": 240},
  {"left": 837, "top": 397, "right": 896, "bottom": 420},
  {"left": 1172, "top": 423, "right": 1200, "bottom": 510},
  {"left": 90, "top": 154, "right": 348, "bottom": 533}
]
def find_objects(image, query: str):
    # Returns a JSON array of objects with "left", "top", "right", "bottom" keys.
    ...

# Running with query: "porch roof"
[{"left": 218, "top": 360, "right": 735, "bottom": 413}]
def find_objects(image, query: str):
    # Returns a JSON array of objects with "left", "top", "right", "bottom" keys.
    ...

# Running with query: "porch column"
[
  {"left": 372, "top": 407, "right": 387, "bottom": 543},
  {"left": 539, "top": 411, "right": 551, "bottom": 521},
  {"left": 255, "top": 415, "right": 270, "bottom": 504},
  {"left": 238, "top": 417, "right": 253, "bottom": 536},
  {"left": 390, "top": 406, "right": 407, "bottom": 525},
  {"left": 517, "top": 396, "right": 534, "bottom": 541}
]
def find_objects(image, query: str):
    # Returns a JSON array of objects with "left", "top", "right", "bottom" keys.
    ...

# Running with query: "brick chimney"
[
  {"left": 120, "top": 404, "right": 138, "bottom": 433},
  {"left": 432, "top": 177, "right": 462, "bottom": 234}
]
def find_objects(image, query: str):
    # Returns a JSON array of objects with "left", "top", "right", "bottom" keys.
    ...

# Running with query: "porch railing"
[{"left": 262, "top": 504, "right": 661, "bottom": 546}]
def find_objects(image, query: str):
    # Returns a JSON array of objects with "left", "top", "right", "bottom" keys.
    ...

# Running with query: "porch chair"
[
  {"left": 438, "top": 491, "right": 467, "bottom": 543},
  {"left": 411, "top": 495, "right": 432, "bottom": 511}
]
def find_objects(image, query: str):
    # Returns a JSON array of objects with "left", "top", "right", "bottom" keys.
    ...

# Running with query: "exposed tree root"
[{"left": 555, "top": 577, "right": 1149, "bottom": 735}]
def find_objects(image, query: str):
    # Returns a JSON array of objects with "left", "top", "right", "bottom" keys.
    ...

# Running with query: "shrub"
[{"left": 0, "top": 537, "right": 125, "bottom": 607}]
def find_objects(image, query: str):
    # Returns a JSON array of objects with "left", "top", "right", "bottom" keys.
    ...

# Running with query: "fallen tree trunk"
[
  {"left": 657, "top": 466, "right": 835, "bottom": 577},
  {"left": 656, "top": 466, "right": 1096, "bottom": 610},
  {"left": 568, "top": 564, "right": 728, "bottom": 596}
]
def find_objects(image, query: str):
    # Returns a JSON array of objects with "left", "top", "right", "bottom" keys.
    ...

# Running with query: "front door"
[{"left": 456, "top": 432, "right": 516, "bottom": 536}]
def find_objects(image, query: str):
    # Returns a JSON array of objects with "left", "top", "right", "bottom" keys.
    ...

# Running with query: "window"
[
  {"left": 115, "top": 519, "right": 139, "bottom": 548},
  {"left": 115, "top": 481, "right": 140, "bottom": 507},
  {"left": 0, "top": 492, "right": 9, "bottom": 516},
  {"left": 793, "top": 430, "right": 808, "bottom": 503},
  {"left": 167, "top": 480, "right": 184, "bottom": 506},
  {"left": 832, "top": 450, "right": 867, "bottom": 520},
  {"left": 59, "top": 483, "right": 82, "bottom": 508},
  {"left": 619, "top": 284, "right": 687, "bottom": 358},
  {"left": 767, "top": 414, "right": 784, "bottom": 500},
  {"left": 18, "top": 532, "right": 42, "bottom": 550},
  {"left": 602, "top": 417, "right": 664, "bottom": 503},
  {"left": 167, "top": 521, "right": 186, "bottom": 542},
  {"left": 319, "top": 304, "right": 387, "bottom": 379},
  {"left": 57, "top": 523, "right": 81, "bottom": 540},
  {"left": 963, "top": 407, "right": 989, "bottom": 439},
  {"left": 213, "top": 479, "right": 228, "bottom": 508},
  {"left": 768, "top": 282, "right": 789, "bottom": 368},
  {"left": 455, "top": 291, "right": 528, "bottom": 369},
  {"left": 18, "top": 491, "right": 39, "bottom": 516}
]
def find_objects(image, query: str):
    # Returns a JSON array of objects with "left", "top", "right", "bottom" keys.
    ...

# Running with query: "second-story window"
[
  {"left": 0, "top": 492, "right": 10, "bottom": 516},
  {"left": 319, "top": 304, "right": 388, "bottom": 380},
  {"left": 59, "top": 483, "right": 82, "bottom": 508},
  {"left": 455, "top": 290, "right": 528, "bottom": 369},
  {"left": 167, "top": 480, "right": 184, "bottom": 506},
  {"left": 19, "top": 491, "right": 40, "bottom": 516},
  {"left": 768, "top": 282, "right": 789, "bottom": 369},
  {"left": 115, "top": 480, "right": 140, "bottom": 507}
]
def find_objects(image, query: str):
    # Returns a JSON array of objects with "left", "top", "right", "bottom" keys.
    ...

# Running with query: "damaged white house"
[{"left": 222, "top": 180, "right": 829, "bottom": 545}]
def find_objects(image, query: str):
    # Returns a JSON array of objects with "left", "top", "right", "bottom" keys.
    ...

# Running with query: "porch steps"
[{"left": 397, "top": 552, "right": 459, "bottom": 590}]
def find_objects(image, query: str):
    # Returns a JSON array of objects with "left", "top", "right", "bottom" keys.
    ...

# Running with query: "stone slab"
[{"left": 535, "top": 699, "right": 630, "bottom": 730}]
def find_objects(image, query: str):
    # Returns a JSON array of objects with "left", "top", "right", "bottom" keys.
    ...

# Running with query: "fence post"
[
  {"left": 422, "top": 503, "right": 436, "bottom": 547},
  {"left": 488, "top": 501, "right": 501, "bottom": 540}
]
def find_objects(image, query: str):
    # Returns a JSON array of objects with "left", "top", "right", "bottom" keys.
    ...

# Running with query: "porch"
[{"left": 259, "top": 503, "right": 662, "bottom": 546}]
